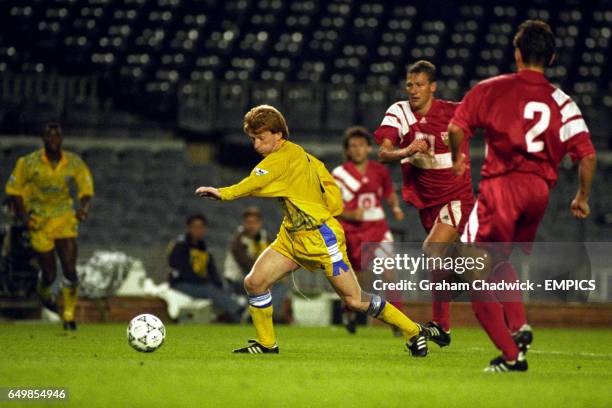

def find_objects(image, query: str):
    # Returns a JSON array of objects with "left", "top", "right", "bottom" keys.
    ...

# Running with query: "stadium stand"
[
  {"left": 0, "top": 0, "right": 611, "bottom": 283},
  {"left": 0, "top": 0, "right": 609, "bottom": 141}
]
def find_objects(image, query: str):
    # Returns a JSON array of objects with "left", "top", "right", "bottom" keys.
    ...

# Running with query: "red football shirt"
[
  {"left": 451, "top": 69, "right": 596, "bottom": 186},
  {"left": 374, "top": 98, "right": 474, "bottom": 209},
  {"left": 331, "top": 160, "right": 392, "bottom": 235}
]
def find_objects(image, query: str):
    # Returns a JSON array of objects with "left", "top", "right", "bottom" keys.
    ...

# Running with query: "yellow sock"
[
  {"left": 377, "top": 302, "right": 420, "bottom": 341},
  {"left": 62, "top": 287, "right": 78, "bottom": 322},
  {"left": 249, "top": 305, "right": 276, "bottom": 348}
]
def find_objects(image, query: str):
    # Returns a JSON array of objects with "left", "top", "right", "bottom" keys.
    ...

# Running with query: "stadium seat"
[
  {"left": 326, "top": 84, "right": 356, "bottom": 131},
  {"left": 284, "top": 83, "right": 323, "bottom": 130},
  {"left": 251, "top": 82, "right": 282, "bottom": 109},
  {"left": 3, "top": 0, "right": 608, "bottom": 131},
  {"left": 357, "top": 85, "right": 389, "bottom": 130}
]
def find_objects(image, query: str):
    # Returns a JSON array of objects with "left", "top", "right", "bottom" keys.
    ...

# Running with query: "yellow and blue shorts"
[
  {"left": 29, "top": 212, "right": 78, "bottom": 253},
  {"left": 270, "top": 217, "right": 352, "bottom": 277}
]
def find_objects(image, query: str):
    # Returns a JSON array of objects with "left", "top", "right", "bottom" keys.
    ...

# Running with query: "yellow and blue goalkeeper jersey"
[
  {"left": 5, "top": 149, "right": 94, "bottom": 218},
  {"left": 219, "top": 140, "right": 343, "bottom": 232}
]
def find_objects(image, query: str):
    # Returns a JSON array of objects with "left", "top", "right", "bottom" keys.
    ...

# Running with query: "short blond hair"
[{"left": 243, "top": 105, "right": 289, "bottom": 139}]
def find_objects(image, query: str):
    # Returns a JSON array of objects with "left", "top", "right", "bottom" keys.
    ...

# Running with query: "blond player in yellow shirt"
[
  {"left": 196, "top": 105, "right": 428, "bottom": 356},
  {"left": 5, "top": 122, "right": 94, "bottom": 330}
]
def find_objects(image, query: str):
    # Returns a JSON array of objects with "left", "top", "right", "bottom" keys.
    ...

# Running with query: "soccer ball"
[{"left": 127, "top": 314, "right": 166, "bottom": 352}]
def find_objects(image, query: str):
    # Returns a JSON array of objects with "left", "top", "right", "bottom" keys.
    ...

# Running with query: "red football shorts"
[
  {"left": 461, "top": 172, "right": 550, "bottom": 252},
  {"left": 419, "top": 197, "right": 475, "bottom": 234},
  {"left": 344, "top": 223, "right": 393, "bottom": 272}
]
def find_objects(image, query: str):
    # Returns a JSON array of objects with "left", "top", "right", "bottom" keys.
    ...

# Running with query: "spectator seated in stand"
[{"left": 168, "top": 214, "right": 244, "bottom": 323}]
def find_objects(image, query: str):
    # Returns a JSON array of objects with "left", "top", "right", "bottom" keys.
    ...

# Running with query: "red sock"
[
  {"left": 430, "top": 269, "right": 452, "bottom": 331},
  {"left": 471, "top": 293, "right": 520, "bottom": 361},
  {"left": 432, "top": 301, "right": 450, "bottom": 332},
  {"left": 390, "top": 300, "right": 403, "bottom": 311},
  {"left": 491, "top": 262, "right": 527, "bottom": 333}
]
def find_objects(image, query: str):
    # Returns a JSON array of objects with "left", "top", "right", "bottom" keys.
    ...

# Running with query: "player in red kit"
[
  {"left": 449, "top": 20, "right": 597, "bottom": 372},
  {"left": 374, "top": 60, "right": 476, "bottom": 347},
  {"left": 332, "top": 126, "right": 405, "bottom": 334}
]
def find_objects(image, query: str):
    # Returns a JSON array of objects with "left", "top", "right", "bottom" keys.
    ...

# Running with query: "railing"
[
  {"left": 177, "top": 79, "right": 612, "bottom": 146},
  {"left": 178, "top": 79, "right": 414, "bottom": 134},
  {"left": 0, "top": 72, "right": 98, "bottom": 108}
]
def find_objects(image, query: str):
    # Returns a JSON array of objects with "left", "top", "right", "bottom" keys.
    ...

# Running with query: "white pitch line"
[
  {"left": 528, "top": 350, "right": 612, "bottom": 358},
  {"left": 466, "top": 346, "right": 612, "bottom": 359}
]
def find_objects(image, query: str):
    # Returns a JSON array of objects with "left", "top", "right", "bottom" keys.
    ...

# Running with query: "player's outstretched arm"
[
  {"left": 208, "top": 153, "right": 285, "bottom": 201},
  {"left": 195, "top": 186, "right": 222, "bottom": 200},
  {"left": 570, "top": 153, "right": 596, "bottom": 219},
  {"left": 195, "top": 166, "right": 276, "bottom": 202}
]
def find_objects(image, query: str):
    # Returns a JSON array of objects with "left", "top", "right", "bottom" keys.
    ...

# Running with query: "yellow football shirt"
[
  {"left": 5, "top": 149, "right": 94, "bottom": 218},
  {"left": 190, "top": 248, "right": 210, "bottom": 277},
  {"left": 219, "top": 140, "right": 343, "bottom": 232}
]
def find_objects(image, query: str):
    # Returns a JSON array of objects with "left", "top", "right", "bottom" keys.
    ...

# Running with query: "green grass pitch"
[{"left": 1, "top": 323, "right": 611, "bottom": 407}]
